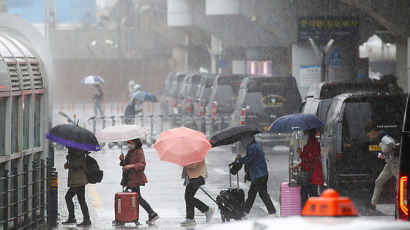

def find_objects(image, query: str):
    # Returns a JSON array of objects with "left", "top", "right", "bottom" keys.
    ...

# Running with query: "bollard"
[{"left": 48, "top": 168, "right": 58, "bottom": 228}]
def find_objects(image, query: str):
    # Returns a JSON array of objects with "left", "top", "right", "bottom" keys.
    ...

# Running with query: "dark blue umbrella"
[
  {"left": 209, "top": 125, "right": 260, "bottom": 147},
  {"left": 129, "top": 91, "right": 158, "bottom": 103},
  {"left": 268, "top": 113, "right": 325, "bottom": 133},
  {"left": 45, "top": 124, "right": 100, "bottom": 151}
]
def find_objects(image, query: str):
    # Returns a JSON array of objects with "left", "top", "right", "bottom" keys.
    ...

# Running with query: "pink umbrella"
[{"left": 154, "top": 127, "right": 212, "bottom": 166}]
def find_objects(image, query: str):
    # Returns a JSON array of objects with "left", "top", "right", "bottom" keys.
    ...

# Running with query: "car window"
[
  {"left": 343, "top": 102, "right": 372, "bottom": 141},
  {"left": 326, "top": 99, "right": 343, "bottom": 136},
  {"left": 210, "top": 85, "right": 234, "bottom": 105}
]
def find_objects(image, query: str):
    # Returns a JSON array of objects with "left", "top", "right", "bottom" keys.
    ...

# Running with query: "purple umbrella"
[{"left": 45, "top": 124, "right": 100, "bottom": 151}]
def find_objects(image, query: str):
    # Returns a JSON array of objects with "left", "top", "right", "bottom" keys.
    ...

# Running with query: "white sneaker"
[
  {"left": 205, "top": 207, "right": 215, "bottom": 222},
  {"left": 180, "top": 218, "right": 196, "bottom": 226}
]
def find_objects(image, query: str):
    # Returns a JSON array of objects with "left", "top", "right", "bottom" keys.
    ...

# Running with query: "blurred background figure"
[{"left": 93, "top": 84, "right": 104, "bottom": 116}]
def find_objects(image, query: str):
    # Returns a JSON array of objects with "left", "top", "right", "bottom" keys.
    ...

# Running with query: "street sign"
[{"left": 328, "top": 48, "right": 343, "bottom": 65}]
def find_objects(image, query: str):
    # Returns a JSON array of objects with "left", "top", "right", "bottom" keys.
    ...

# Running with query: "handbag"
[
  {"left": 230, "top": 160, "right": 243, "bottom": 175},
  {"left": 120, "top": 158, "right": 130, "bottom": 187},
  {"left": 296, "top": 153, "right": 320, "bottom": 186}
]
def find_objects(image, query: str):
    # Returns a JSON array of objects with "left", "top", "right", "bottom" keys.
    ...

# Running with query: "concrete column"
[{"left": 210, "top": 35, "right": 222, "bottom": 74}]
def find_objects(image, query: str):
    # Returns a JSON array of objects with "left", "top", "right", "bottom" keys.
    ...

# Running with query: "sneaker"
[
  {"left": 146, "top": 212, "right": 159, "bottom": 224},
  {"left": 76, "top": 219, "right": 91, "bottom": 227},
  {"left": 205, "top": 207, "right": 215, "bottom": 223},
  {"left": 368, "top": 204, "right": 376, "bottom": 210},
  {"left": 269, "top": 212, "right": 278, "bottom": 217},
  {"left": 62, "top": 218, "right": 76, "bottom": 225},
  {"left": 180, "top": 218, "right": 196, "bottom": 226}
]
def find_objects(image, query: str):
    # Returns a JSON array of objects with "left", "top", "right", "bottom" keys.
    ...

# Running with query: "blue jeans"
[{"left": 126, "top": 186, "right": 154, "bottom": 215}]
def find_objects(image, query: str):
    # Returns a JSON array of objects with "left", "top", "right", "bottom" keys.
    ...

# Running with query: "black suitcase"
[{"left": 200, "top": 164, "right": 246, "bottom": 222}]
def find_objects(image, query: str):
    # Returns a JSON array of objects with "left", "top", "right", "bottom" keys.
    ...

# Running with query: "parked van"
[
  {"left": 206, "top": 74, "right": 247, "bottom": 133},
  {"left": 167, "top": 73, "right": 186, "bottom": 114},
  {"left": 180, "top": 73, "right": 202, "bottom": 115},
  {"left": 192, "top": 74, "right": 216, "bottom": 131},
  {"left": 321, "top": 93, "right": 406, "bottom": 200},
  {"left": 160, "top": 72, "right": 176, "bottom": 115},
  {"left": 302, "top": 82, "right": 390, "bottom": 121},
  {"left": 231, "top": 76, "right": 302, "bottom": 146}
]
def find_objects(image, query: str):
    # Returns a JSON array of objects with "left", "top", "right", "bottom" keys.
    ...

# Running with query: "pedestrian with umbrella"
[
  {"left": 119, "top": 138, "right": 159, "bottom": 225},
  {"left": 45, "top": 124, "right": 101, "bottom": 227},
  {"left": 80, "top": 75, "right": 105, "bottom": 116},
  {"left": 269, "top": 113, "right": 325, "bottom": 209},
  {"left": 235, "top": 134, "right": 276, "bottom": 217},
  {"left": 95, "top": 125, "right": 159, "bottom": 225},
  {"left": 154, "top": 127, "right": 215, "bottom": 227}
]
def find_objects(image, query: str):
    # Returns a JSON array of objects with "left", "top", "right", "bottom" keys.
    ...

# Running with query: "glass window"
[
  {"left": 23, "top": 95, "right": 30, "bottom": 150},
  {"left": 0, "top": 97, "right": 5, "bottom": 156},
  {"left": 11, "top": 96, "right": 19, "bottom": 153},
  {"left": 34, "top": 94, "right": 41, "bottom": 147}
]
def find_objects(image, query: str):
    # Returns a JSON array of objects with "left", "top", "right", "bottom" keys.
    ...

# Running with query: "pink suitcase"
[{"left": 280, "top": 182, "right": 301, "bottom": 216}]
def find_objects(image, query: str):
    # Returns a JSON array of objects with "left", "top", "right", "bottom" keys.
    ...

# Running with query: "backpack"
[{"left": 83, "top": 155, "right": 103, "bottom": 184}]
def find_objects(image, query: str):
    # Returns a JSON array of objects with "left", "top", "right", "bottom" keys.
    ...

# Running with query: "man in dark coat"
[
  {"left": 124, "top": 98, "right": 142, "bottom": 124},
  {"left": 236, "top": 135, "right": 276, "bottom": 216}
]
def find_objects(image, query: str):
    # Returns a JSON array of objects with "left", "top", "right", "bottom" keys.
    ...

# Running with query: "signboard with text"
[{"left": 298, "top": 16, "right": 358, "bottom": 43}]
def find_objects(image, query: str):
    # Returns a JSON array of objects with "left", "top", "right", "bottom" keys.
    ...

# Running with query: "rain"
[{"left": 0, "top": 0, "right": 409, "bottom": 229}]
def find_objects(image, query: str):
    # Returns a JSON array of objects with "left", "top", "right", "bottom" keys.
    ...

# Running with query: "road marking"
[{"left": 87, "top": 184, "right": 103, "bottom": 211}]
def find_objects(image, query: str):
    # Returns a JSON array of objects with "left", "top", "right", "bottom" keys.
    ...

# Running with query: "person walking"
[
  {"left": 62, "top": 147, "right": 91, "bottom": 227},
  {"left": 124, "top": 98, "right": 142, "bottom": 124},
  {"left": 236, "top": 135, "right": 276, "bottom": 216},
  {"left": 119, "top": 138, "right": 159, "bottom": 225},
  {"left": 180, "top": 160, "right": 215, "bottom": 226},
  {"left": 292, "top": 128, "right": 323, "bottom": 209},
  {"left": 365, "top": 123, "right": 399, "bottom": 209},
  {"left": 93, "top": 84, "right": 104, "bottom": 116}
]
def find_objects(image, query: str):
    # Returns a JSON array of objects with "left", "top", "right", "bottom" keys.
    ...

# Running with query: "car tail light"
[
  {"left": 212, "top": 101, "right": 217, "bottom": 118},
  {"left": 240, "top": 108, "right": 246, "bottom": 125},
  {"left": 199, "top": 103, "right": 205, "bottom": 117},
  {"left": 165, "top": 99, "right": 169, "bottom": 104},
  {"left": 173, "top": 98, "right": 177, "bottom": 108},
  {"left": 186, "top": 98, "right": 191, "bottom": 113},
  {"left": 336, "top": 152, "right": 342, "bottom": 160},
  {"left": 399, "top": 174, "right": 408, "bottom": 220}
]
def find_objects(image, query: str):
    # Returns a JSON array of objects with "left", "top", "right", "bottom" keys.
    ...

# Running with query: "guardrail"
[
  {"left": 85, "top": 113, "right": 233, "bottom": 140},
  {"left": 0, "top": 160, "right": 49, "bottom": 230}
]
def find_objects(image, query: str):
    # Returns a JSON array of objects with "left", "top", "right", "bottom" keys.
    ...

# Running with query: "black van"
[
  {"left": 231, "top": 76, "right": 302, "bottom": 146},
  {"left": 302, "top": 82, "right": 390, "bottom": 121},
  {"left": 321, "top": 93, "right": 406, "bottom": 199},
  {"left": 193, "top": 74, "right": 216, "bottom": 131},
  {"left": 205, "top": 74, "right": 247, "bottom": 133},
  {"left": 397, "top": 93, "right": 410, "bottom": 220}
]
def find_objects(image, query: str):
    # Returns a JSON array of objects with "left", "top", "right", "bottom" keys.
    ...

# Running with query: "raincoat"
[
  {"left": 120, "top": 148, "right": 148, "bottom": 187},
  {"left": 300, "top": 137, "right": 324, "bottom": 186}
]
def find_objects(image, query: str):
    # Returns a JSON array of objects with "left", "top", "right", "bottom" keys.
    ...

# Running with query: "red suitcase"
[{"left": 114, "top": 192, "right": 139, "bottom": 223}]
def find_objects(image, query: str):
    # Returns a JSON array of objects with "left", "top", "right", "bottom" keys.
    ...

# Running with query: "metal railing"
[
  {"left": 0, "top": 160, "right": 49, "bottom": 230},
  {"left": 86, "top": 113, "right": 232, "bottom": 139}
]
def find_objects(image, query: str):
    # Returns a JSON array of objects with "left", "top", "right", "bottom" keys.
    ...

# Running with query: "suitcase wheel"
[{"left": 112, "top": 220, "right": 124, "bottom": 226}]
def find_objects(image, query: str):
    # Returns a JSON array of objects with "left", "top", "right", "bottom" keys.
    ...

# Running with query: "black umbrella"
[
  {"left": 45, "top": 124, "right": 100, "bottom": 151},
  {"left": 209, "top": 126, "right": 260, "bottom": 148}
]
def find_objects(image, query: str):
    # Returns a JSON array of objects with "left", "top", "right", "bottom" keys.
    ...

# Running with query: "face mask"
[{"left": 128, "top": 144, "right": 135, "bottom": 150}]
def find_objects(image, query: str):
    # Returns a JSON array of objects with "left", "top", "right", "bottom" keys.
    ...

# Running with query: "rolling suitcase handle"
[{"left": 228, "top": 164, "right": 240, "bottom": 190}]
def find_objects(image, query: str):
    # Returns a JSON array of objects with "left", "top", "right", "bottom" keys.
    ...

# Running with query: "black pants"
[
  {"left": 301, "top": 184, "right": 319, "bottom": 209},
  {"left": 65, "top": 185, "right": 90, "bottom": 220},
  {"left": 245, "top": 175, "right": 276, "bottom": 214},
  {"left": 185, "top": 178, "right": 209, "bottom": 219}
]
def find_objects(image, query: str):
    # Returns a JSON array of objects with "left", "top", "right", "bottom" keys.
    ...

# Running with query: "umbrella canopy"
[
  {"left": 268, "top": 113, "right": 326, "bottom": 133},
  {"left": 81, "top": 75, "right": 105, "bottom": 85},
  {"left": 45, "top": 124, "right": 100, "bottom": 151},
  {"left": 129, "top": 91, "right": 158, "bottom": 102},
  {"left": 96, "top": 125, "right": 148, "bottom": 143},
  {"left": 154, "top": 127, "right": 211, "bottom": 166},
  {"left": 209, "top": 125, "right": 260, "bottom": 148}
]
